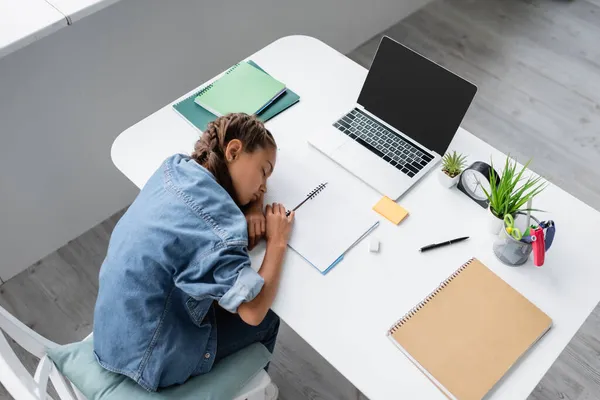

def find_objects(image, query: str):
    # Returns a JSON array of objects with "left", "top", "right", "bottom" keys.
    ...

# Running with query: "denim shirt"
[{"left": 93, "top": 154, "right": 264, "bottom": 391}]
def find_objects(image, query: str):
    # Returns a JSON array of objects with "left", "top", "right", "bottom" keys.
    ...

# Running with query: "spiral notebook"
[
  {"left": 388, "top": 258, "right": 552, "bottom": 400},
  {"left": 173, "top": 61, "right": 300, "bottom": 132},
  {"left": 194, "top": 62, "right": 286, "bottom": 116},
  {"left": 263, "top": 152, "right": 379, "bottom": 274}
]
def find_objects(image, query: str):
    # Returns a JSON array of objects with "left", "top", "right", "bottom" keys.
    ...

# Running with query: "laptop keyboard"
[{"left": 333, "top": 108, "right": 434, "bottom": 178}]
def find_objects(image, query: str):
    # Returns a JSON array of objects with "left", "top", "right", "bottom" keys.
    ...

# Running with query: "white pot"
[
  {"left": 488, "top": 207, "right": 504, "bottom": 235},
  {"left": 438, "top": 169, "right": 460, "bottom": 188}
]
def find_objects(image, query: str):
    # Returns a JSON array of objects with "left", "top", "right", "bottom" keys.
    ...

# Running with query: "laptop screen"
[{"left": 357, "top": 37, "right": 477, "bottom": 155}]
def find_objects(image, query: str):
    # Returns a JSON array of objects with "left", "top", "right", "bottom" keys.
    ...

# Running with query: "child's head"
[{"left": 192, "top": 113, "right": 277, "bottom": 206}]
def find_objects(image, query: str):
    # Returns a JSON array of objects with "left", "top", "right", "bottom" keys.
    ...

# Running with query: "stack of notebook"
[{"left": 174, "top": 61, "right": 300, "bottom": 131}]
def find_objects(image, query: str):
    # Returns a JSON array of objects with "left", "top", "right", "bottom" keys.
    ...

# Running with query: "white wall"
[{"left": 0, "top": 0, "right": 432, "bottom": 282}]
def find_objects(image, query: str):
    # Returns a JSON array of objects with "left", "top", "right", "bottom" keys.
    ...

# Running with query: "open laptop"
[{"left": 308, "top": 36, "right": 477, "bottom": 200}]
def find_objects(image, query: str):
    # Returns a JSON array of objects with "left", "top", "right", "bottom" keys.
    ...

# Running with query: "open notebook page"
[{"left": 264, "top": 151, "right": 378, "bottom": 273}]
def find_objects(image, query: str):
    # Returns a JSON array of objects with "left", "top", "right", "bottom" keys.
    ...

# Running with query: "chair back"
[
  {"left": 0, "top": 305, "right": 82, "bottom": 400},
  {"left": 1, "top": 304, "right": 275, "bottom": 400}
]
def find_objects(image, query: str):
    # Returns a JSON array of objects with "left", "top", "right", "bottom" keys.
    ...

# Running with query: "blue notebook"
[{"left": 173, "top": 61, "right": 300, "bottom": 132}]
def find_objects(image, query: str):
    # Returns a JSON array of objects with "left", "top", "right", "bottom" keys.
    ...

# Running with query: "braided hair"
[{"left": 191, "top": 113, "right": 276, "bottom": 203}]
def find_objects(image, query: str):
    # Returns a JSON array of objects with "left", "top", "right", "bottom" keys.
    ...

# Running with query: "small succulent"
[{"left": 441, "top": 151, "right": 468, "bottom": 178}]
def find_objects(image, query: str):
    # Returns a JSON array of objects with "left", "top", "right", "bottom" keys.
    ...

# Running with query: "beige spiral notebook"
[{"left": 387, "top": 258, "right": 552, "bottom": 400}]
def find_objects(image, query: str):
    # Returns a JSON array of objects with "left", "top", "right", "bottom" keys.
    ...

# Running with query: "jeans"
[{"left": 213, "top": 305, "right": 280, "bottom": 369}]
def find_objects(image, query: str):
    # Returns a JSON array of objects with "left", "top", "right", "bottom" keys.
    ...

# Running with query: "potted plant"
[
  {"left": 438, "top": 151, "right": 468, "bottom": 188},
  {"left": 482, "top": 156, "right": 547, "bottom": 234}
]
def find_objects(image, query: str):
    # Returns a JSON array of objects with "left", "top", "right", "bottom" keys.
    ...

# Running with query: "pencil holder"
[{"left": 492, "top": 214, "right": 541, "bottom": 266}]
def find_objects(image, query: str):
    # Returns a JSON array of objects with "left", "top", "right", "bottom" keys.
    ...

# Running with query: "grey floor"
[{"left": 2, "top": 0, "right": 600, "bottom": 399}]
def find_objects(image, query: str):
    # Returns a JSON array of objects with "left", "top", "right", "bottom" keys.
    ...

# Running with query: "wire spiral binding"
[
  {"left": 195, "top": 83, "right": 214, "bottom": 98},
  {"left": 225, "top": 63, "right": 241, "bottom": 74},
  {"left": 189, "top": 63, "right": 242, "bottom": 100},
  {"left": 306, "top": 182, "right": 328, "bottom": 200},
  {"left": 387, "top": 258, "right": 475, "bottom": 336}
]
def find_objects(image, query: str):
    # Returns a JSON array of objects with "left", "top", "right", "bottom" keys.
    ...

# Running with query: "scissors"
[
  {"left": 522, "top": 220, "right": 555, "bottom": 251},
  {"left": 503, "top": 214, "right": 524, "bottom": 240}
]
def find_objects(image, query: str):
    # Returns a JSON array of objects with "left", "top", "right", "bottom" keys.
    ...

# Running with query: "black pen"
[
  {"left": 285, "top": 182, "right": 328, "bottom": 216},
  {"left": 419, "top": 236, "right": 469, "bottom": 252}
]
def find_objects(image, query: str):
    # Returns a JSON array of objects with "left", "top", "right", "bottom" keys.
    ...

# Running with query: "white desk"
[
  {"left": 0, "top": 0, "right": 67, "bottom": 59},
  {"left": 111, "top": 35, "right": 600, "bottom": 399}
]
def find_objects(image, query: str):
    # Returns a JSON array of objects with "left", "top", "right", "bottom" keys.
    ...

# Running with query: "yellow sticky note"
[{"left": 373, "top": 196, "right": 409, "bottom": 225}]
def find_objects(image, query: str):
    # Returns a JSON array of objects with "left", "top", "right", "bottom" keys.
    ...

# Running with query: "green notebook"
[
  {"left": 194, "top": 62, "right": 286, "bottom": 116},
  {"left": 173, "top": 61, "right": 300, "bottom": 132}
]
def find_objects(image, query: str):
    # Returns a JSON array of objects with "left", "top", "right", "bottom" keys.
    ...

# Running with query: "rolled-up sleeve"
[
  {"left": 175, "top": 244, "right": 264, "bottom": 313},
  {"left": 218, "top": 265, "right": 264, "bottom": 313}
]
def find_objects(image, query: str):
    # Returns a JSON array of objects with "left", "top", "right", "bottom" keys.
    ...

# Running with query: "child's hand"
[
  {"left": 245, "top": 195, "right": 265, "bottom": 250},
  {"left": 265, "top": 203, "right": 294, "bottom": 249}
]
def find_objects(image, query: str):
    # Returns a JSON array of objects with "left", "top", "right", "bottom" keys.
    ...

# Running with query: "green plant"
[
  {"left": 441, "top": 151, "right": 468, "bottom": 178},
  {"left": 482, "top": 156, "right": 547, "bottom": 219}
]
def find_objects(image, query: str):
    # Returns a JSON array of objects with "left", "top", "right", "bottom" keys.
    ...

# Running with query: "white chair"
[{"left": 0, "top": 305, "right": 278, "bottom": 400}]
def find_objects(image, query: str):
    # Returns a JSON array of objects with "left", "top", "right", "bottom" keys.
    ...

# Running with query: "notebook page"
[{"left": 264, "top": 152, "right": 378, "bottom": 272}]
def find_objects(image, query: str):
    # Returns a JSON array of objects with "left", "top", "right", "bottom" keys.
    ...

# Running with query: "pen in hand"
[
  {"left": 420, "top": 236, "right": 469, "bottom": 252},
  {"left": 285, "top": 182, "right": 328, "bottom": 216}
]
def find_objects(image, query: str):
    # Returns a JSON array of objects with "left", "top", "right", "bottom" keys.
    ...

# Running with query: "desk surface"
[
  {"left": 0, "top": 0, "right": 67, "bottom": 59},
  {"left": 111, "top": 35, "right": 600, "bottom": 399}
]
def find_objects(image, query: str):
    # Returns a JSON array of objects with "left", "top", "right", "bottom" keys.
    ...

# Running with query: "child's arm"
[
  {"left": 243, "top": 194, "right": 265, "bottom": 250},
  {"left": 238, "top": 203, "right": 294, "bottom": 326}
]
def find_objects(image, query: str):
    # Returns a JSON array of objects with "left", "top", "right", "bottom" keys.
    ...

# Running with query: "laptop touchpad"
[{"left": 309, "top": 126, "right": 349, "bottom": 155}]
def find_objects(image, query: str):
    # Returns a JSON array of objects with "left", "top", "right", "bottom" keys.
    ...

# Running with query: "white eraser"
[{"left": 368, "top": 238, "right": 380, "bottom": 253}]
